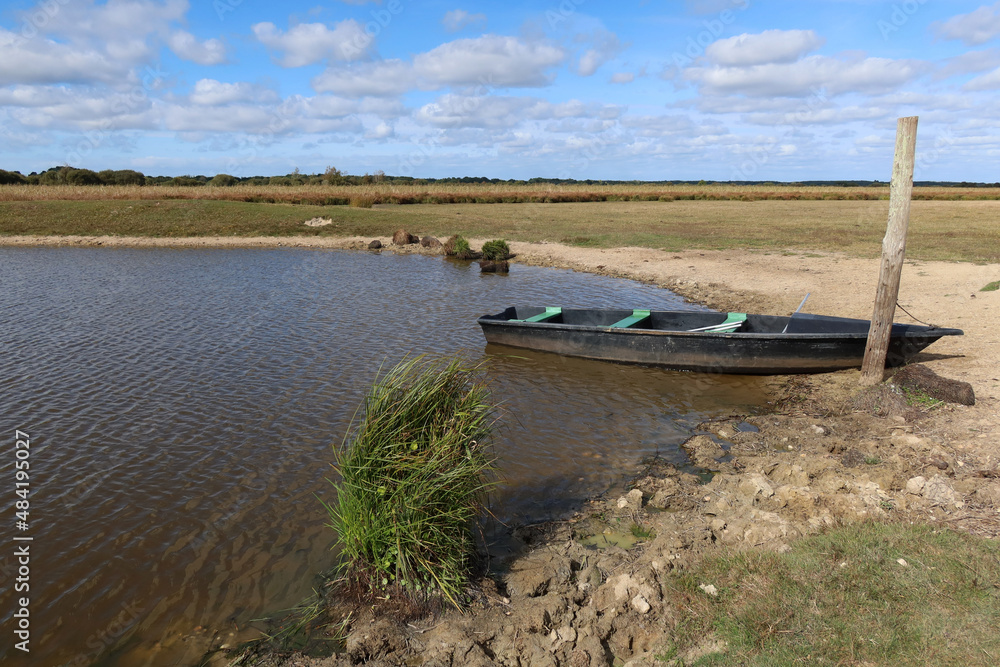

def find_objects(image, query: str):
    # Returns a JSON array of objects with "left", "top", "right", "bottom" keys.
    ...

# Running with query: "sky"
[{"left": 1, "top": 0, "right": 999, "bottom": 181}]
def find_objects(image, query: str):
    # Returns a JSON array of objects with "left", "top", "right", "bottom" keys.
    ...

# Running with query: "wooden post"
[{"left": 860, "top": 116, "right": 918, "bottom": 385}]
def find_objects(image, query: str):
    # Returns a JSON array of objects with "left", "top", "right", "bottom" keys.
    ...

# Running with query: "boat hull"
[{"left": 477, "top": 308, "right": 962, "bottom": 374}]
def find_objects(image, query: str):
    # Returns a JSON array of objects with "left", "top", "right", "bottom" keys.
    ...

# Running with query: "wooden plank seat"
[
  {"left": 513, "top": 307, "right": 562, "bottom": 323},
  {"left": 609, "top": 309, "right": 651, "bottom": 328}
]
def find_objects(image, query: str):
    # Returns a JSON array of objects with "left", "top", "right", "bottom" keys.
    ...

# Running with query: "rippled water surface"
[{"left": 0, "top": 247, "right": 768, "bottom": 665}]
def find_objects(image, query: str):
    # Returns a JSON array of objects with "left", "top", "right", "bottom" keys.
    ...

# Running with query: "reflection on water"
[{"left": 0, "top": 247, "right": 767, "bottom": 666}]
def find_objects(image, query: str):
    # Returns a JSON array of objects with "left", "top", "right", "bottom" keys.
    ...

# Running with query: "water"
[{"left": 0, "top": 247, "right": 768, "bottom": 665}]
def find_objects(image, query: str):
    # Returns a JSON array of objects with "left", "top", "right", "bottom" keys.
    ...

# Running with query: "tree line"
[{"left": 1, "top": 166, "right": 997, "bottom": 188}]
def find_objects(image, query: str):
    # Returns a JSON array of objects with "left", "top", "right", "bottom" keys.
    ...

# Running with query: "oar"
[{"left": 781, "top": 293, "right": 811, "bottom": 334}]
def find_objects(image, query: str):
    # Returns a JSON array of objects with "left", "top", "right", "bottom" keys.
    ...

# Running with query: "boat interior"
[{"left": 485, "top": 307, "right": 950, "bottom": 336}]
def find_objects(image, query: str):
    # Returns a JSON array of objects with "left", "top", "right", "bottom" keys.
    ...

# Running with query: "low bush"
[
  {"left": 325, "top": 356, "right": 499, "bottom": 607},
  {"left": 481, "top": 239, "right": 510, "bottom": 261}
]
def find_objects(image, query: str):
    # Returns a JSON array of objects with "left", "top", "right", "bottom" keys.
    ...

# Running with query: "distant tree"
[
  {"left": 323, "top": 166, "right": 345, "bottom": 185},
  {"left": 65, "top": 168, "right": 103, "bottom": 185},
  {"left": 269, "top": 176, "right": 293, "bottom": 186},
  {"left": 0, "top": 169, "right": 26, "bottom": 185},
  {"left": 98, "top": 169, "right": 146, "bottom": 186},
  {"left": 208, "top": 173, "right": 238, "bottom": 187},
  {"left": 169, "top": 176, "right": 203, "bottom": 187},
  {"left": 39, "top": 167, "right": 71, "bottom": 185}
]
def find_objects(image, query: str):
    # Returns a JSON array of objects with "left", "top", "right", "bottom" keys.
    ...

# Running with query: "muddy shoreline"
[{"left": 7, "top": 234, "right": 999, "bottom": 665}]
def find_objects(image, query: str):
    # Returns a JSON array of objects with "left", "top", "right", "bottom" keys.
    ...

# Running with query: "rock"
[
  {"left": 392, "top": 229, "right": 419, "bottom": 245},
  {"left": 736, "top": 472, "right": 774, "bottom": 504},
  {"left": 922, "top": 474, "right": 964, "bottom": 508},
  {"left": 631, "top": 594, "right": 651, "bottom": 614},
  {"left": 698, "top": 583, "right": 718, "bottom": 596},
  {"left": 479, "top": 259, "right": 510, "bottom": 273},
  {"left": 303, "top": 216, "right": 333, "bottom": 227},
  {"left": 420, "top": 235, "right": 442, "bottom": 248},
  {"left": 367, "top": 239, "right": 382, "bottom": 249},
  {"left": 617, "top": 488, "right": 644, "bottom": 510},
  {"left": 905, "top": 476, "right": 927, "bottom": 494},
  {"left": 809, "top": 424, "right": 828, "bottom": 436},
  {"left": 891, "top": 364, "right": 975, "bottom": 406}
]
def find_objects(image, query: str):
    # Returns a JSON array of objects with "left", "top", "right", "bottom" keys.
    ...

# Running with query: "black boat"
[{"left": 477, "top": 307, "right": 963, "bottom": 374}]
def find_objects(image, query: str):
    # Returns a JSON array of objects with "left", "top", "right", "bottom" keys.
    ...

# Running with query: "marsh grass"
[
  {"left": 664, "top": 521, "right": 1000, "bottom": 665},
  {"left": 324, "top": 356, "right": 498, "bottom": 608},
  {"left": 2, "top": 192, "right": 998, "bottom": 263}
]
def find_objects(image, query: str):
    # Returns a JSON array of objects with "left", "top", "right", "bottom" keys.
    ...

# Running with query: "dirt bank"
[{"left": 8, "top": 234, "right": 1000, "bottom": 665}]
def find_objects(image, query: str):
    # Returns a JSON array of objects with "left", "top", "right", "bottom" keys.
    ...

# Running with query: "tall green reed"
[{"left": 324, "top": 356, "right": 498, "bottom": 607}]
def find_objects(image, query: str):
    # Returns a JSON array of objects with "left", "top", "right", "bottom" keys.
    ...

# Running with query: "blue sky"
[{"left": 1, "top": 0, "right": 998, "bottom": 181}]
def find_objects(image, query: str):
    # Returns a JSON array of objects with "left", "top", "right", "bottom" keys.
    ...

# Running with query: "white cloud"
[
  {"left": 168, "top": 30, "right": 226, "bottom": 65},
  {"left": 0, "top": 29, "right": 131, "bottom": 86},
  {"left": 413, "top": 94, "right": 612, "bottom": 129},
  {"left": 576, "top": 31, "right": 624, "bottom": 76},
  {"left": 610, "top": 72, "right": 634, "bottom": 84},
  {"left": 252, "top": 20, "right": 372, "bottom": 67},
  {"left": 934, "top": 2, "right": 1000, "bottom": 46},
  {"left": 934, "top": 48, "right": 1000, "bottom": 80},
  {"left": 964, "top": 66, "right": 1000, "bottom": 90},
  {"left": 686, "top": 55, "right": 923, "bottom": 97},
  {"left": 313, "top": 60, "right": 414, "bottom": 97},
  {"left": 443, "top": 9, "right": 487, "bottom": 32},
  {"left": 414, "top": 35, "right": 565, "bottom": 87},
  {"left": 189, "top": 79, "right": 277, "bottom": 105},
  {"left": 706, "top": 29, "right": 824, "bottom": 66}
]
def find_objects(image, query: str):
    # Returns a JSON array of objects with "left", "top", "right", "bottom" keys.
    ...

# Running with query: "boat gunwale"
[{"left": 478, "top": 318, "right": 963, "bottom": 340}]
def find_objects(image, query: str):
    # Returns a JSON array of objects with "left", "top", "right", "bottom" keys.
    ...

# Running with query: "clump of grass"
[
  {"left": 481, "top": 238, "right": 510, "bottom": 261},
  {"left": 663, "top": 521, "right": 1000, "bottom": 665},
  {"left": 451, "top": 236, "right": 475, "bottom": 259},
  {"left": 325, "top": 356, "right": 499, "bottom": 608},
  {"left": 981, "top": 280, "right": 1000, "bottom": 292}
]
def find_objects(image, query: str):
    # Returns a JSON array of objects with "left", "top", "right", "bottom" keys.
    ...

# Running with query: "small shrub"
[
  {"left": 453, "top": 236, "right": 475, "bottom": 259},
  {"left": 325, "top": 356, "right": 498, "bottom": 607},
  {"left": 481, "top": 239, "right": 510, "bottom": 261}
]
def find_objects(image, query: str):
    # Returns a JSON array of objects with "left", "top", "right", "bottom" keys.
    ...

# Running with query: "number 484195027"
[{"left": 15, "top": 431, "right": 30, "bottom": 530}]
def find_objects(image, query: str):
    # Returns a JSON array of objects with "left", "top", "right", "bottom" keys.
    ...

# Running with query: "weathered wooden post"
[{"left": 860, "top": 116, "right": 919, "bottom": 385}]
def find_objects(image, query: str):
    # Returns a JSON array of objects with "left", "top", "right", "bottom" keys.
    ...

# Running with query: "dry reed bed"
[{"left": 2, "top": 184, "right": 999, "bottom": 206}]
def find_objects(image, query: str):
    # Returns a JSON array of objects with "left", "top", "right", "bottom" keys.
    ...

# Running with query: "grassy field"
[
  {"left": 2, "top": 183, "right": 1000, "bottom": 205},
  {"left": 1, "top": 184, "right": 998, "bottom": 263},
  {"left": 664, "top": 521, "right": 1000, "bottom": 666}
]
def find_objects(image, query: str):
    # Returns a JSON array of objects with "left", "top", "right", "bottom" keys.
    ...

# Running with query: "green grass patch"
[
  {"left": 664, "top": 521, "right": 1000, "bottom": 666},
  {"left": 981, "top": 281, "right": 1000, "bottom": 292},
  {"left": 481, "top": 238, "right": 511, "bottom": 260},
  {"left": 324, "top": 356, "right": 499, "bottom": 608}
]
